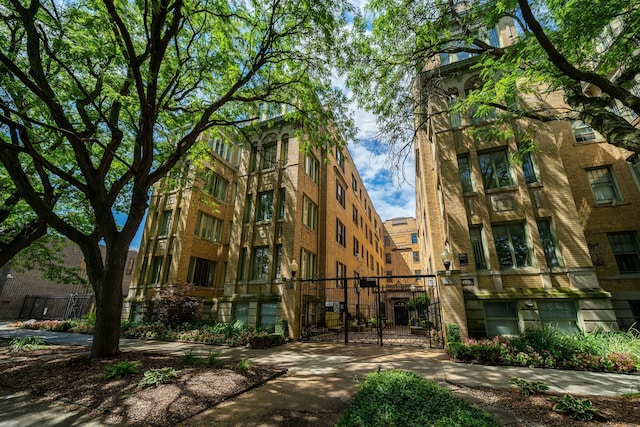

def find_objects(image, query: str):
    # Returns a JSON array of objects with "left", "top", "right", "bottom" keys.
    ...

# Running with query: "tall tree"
[
  {"left": 340, "top": 0, "right": 640, "bottom": 167},
  {"left": 0, "top": 0, "right": 354, "bottom": 357}
]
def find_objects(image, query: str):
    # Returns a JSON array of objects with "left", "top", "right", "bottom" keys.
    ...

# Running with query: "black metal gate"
[
  {"left": 19, "top": 294, "right": 94, "bottom": 320},
  {"left": 300, "top": 275, "right": 443, "bottom": 348}
]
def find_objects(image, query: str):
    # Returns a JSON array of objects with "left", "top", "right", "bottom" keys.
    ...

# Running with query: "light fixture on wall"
[
  {"left": 441, "top": 248, "right": 453, "bottom": 275},
  {"left": 289, "top": 259, "right": 298, "bottom": 279}
]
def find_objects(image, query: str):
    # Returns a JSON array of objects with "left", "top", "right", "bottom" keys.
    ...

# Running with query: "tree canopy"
[
  {"left": 0, "top": 0, "right": 353, "bottom": 357},
  {"left": 341, "top": 0, "right": 640, "bottom": 165}
]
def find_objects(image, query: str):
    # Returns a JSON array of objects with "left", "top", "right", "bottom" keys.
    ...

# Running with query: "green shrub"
[
  {"left": 236, "top": 359, "right": 251, "bottom": 374},
  {"left": 274, "top": 319, "right": 288, "bottom": 338},
  {"left": 405, "top": 295, "right": 430, "bottom": 313},
  {"left": 446, "top": 324, "right": 461, "bottom": 344},
  {"left": 137, "top": 367, "right": 178, "bottom": 389},
  {"left": 103, "top": 361, "right": 140, "bottom": 380},
  {"left": 82, "top": 311, "right": 96, "bottom": 326},
  {"left": 10, "top": 336, "right": 47, "bottom": 352},
  {"left": 548, "top": 394, "right": 606, "bottom": 421},
  {"left": 508, "top": 377, "right": 549, "bottom": 396},
  {"left": 448, "top": 342, "right": 500, "bottom": 363},
  {"left": 336, "top": 370, "right": 499, "bottom": 427},
  {"left": 207, "top": 352, "right": 224, "bottom": 368},
  {"left": 249, "top": 333, "right": 285, "bottom": 349},
  {"left": 182, "top": 349, "right": 198, "bottom": 366}
]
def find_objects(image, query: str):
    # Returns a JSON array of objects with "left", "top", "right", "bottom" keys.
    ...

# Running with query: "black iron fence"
[
  {"left": 299, "top": 275, "right": 443, "bottom": 348},
  {"left": 18, "top": 294, "right": 94, "bottom": 320}
]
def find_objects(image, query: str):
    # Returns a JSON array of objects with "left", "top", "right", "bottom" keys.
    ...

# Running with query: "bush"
[
  {"left": 137, "top": 367, "right": 177, "bottom": 389},
  {"left": 336, "top": 370, "right": 499, "bottom": 427},
  {"left": 147, "top": 285, "right": 201, "bottom": 327},
  {"left": 509, "top": 377, "right": 550, "bottom": 396},
  {"left": 249, "top": 333, "right": 285, "bottom": 349},
  {"left": 405, "top": 295, "right": 430, "bottom": 313},
  {"left": 448, "top": 342, "right": 501, "bottom": 364},
  {"left": 446, "top": 324, "right": 461, "bottom": 344},
  {"left": 103, "top": 361, "right": 140, "bottom": 380},
  {"left": 10, "top": 336, "right": 47, "bottom": 352},
  {"left": 548, "top": 394, "right": 606, "bottom": 421},
  {"left": 236, "top": 359, "right": 251, "bottom": 374}
]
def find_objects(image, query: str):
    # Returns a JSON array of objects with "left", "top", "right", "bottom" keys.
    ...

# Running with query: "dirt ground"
[{"left": 1, "top": 341, "right": 638, "bottom": 426}]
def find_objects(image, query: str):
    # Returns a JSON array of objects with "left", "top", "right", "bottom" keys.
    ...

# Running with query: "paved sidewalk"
[{"left": 1, "top": 324, "right": 638, "bottom": 426}]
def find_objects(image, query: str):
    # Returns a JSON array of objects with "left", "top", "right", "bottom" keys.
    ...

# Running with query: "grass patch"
[{"left": 336, "top": 370, "right": 499, "bottom": 427}]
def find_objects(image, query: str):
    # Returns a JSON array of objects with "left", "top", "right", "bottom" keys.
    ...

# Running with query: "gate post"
[{"left": 437, "top": 270, "right": 468, "bottom": 342}]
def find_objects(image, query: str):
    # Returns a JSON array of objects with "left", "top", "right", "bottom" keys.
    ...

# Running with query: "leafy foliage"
[
  {"left": 9, "top": 336, "right": 47, "bottom": 352},
  {"left": 0, "top": 0, "right": 355, "bottom": 358},
  {"left": 103, "top": 361, "right": 140, "bottom": 380},
  {"left": 449, "top": 327, "right": 640, "bottom": 372},
  {"left": 336, "top": 370, "right": 499, "bottom": 427},
  {"left": 548, "top": 394, "right": 606, "bottom": 421},
  {"left": 508, "top": 377, "right": 549, "bottom": 396},
  {"left": 405, "top": 294, "right": 430, "bottom": 313},
  {"left": 340, "top": 0, "right": 640, "bottom": 177},
  {"left": 147, "top": 285, "right": 201, "bottom": 328},
  {"left": 236, "top": 359, "right": 251, "bottom": 375},
  {"left": 137, "top": 367, "right": 178, "bottom": 389}
]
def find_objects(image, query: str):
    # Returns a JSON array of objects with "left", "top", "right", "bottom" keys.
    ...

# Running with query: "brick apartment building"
[
  {"left": 414, "top": 15, "right": 634, "bottom": 339},
  {"left": 1, "top": 243, "right": 137, "bottom": 320},
  {"left": 125, "top": 116, "right": 385, "bottom": 339}
]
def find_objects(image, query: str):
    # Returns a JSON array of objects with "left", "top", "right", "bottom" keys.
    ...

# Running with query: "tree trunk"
[{"left": 86, "top": 243, "right": 128, "bottom": 358}]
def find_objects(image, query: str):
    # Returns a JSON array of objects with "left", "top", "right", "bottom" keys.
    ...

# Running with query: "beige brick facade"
[
  {"left": 125, "top": 119, "right": 384, "bottom": 338},
  {"left": 415, "top": 18, "right": 625, "bottom": 339}
]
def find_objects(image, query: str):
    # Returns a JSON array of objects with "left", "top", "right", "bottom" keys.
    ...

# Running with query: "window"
[
  {"left": 448, "top": 94, "right": 462, "bottom": 128},
  {"left": 627, "top": 154, "right": 640, "bottom": 191},
  {"left": 251, "top": 247, "right": 270, "bottom": 280},
  {"left": 386, "top": 271, "right": 392, "bottom": 282},
  {"left": 273, "top": 245, "right": 282, "bottom": 279},
  {"left": 457, "top": 155, "right": 473, "bottom": 192},
  {"left": 280, "top": 135, "right": 289, "bottom": 165},
  {"left": 587, "top": 167, "right": 621, "bottom": 203},
  {"left": 413, "top": 251, "right": 419, "bottom": 263},
  {"left": 244, "top": 195, "right": 253, "bottom": 223},
  {"left": 304, "top": 154, "right": 319, "bottom": 184},
  {"left": 302, "top": 196, "right": 318, "bottom": 231},
  {"left": 148, "top": 256, "right": 164, "bottom": 284},
  {"left": 261, "top": 142, "right": 277, "bottom": 169},
  {"left": 336, "top": 261, "right": 347, "bottom": 288},
  {"left": 256, "top": 191, "right": 274, "bottom": 222},
  {"left": 571, "top": 119, "right": 597, "bottom": 142},
  {"left": 276, "top": 188, "right": 286, "bottom": 219},
  {"left": 479, "top": 149, "right": 513, "bottom": 189},
  {"left": 259, "top": 302, "right": 277, "bottom": 329},
  {"left": 492, "top": 223, "right": 531, "bottom": 268},
  {"left": 301, "top": 249, "right": 317, "bottom": 279},
  {"left": 352, "top": 205, "right": 358, "bottom": 224},
  {"left": 351, "top": 174, "right": 358, "bottom": 194},
  {"left": 336, "top": 180, "right": 345, "bottom": 207},
  {"left": 336, "top": 149, "right": 345, "bottom": 170},
  {"left": 188, "top": 257, "right": 216, "bottom": 287},
  {"left": 353, "top": 237, "right": 360, "bottom": 257},
  {"left": 537, "top": 219, "right": 561, "bottom": 267},
  {"left": 204, "top": 173, "right": 229, "bottom": 201},
  {"left": 538, "top": 301, "right": 579, "bottom": 334},
  {"left": 384, "top": 235, "right": 391, "bottom": 246},
  {"left": 158, "top": 210, "right": 172, "bottom": 236},
  {"left": 522, "top": 152, "right": 539, "bottom": 184},
  {"left": 608, "top": 232, "right": 640, "bottom": 273},
  {"left": 336, "top": 219, "right": 346, "bottom": 247},
  {"left": 469, "top": 226, "right": 488, "bottom": 270},
  {"left": 484, "top": 301, "right": 520, "bottom": 337},
  {"left": 195, "top": 211, "right": 222, "bottom": 242},
  {"left": 233, "top": 303, "right": 249, "bottom": 325},
  {"left": 238, "top": 248, "right": 247, "bottom": 280},
  {"left": 385, "top": 254, "right": 391, "bottom": 264},
  {"left": 208, "top": 138, "right": 232, "bottom": 162},
  {"left": 411, "top": 233, "right": 418, "bottom": 244}
]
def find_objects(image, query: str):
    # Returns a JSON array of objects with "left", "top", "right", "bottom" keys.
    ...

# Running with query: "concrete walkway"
[{"left": 1, "top": 324, "right": 638, "bottom": 426}]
